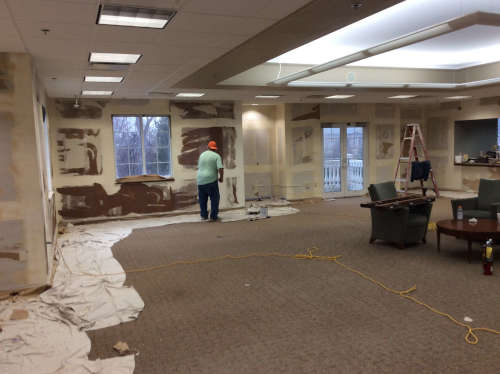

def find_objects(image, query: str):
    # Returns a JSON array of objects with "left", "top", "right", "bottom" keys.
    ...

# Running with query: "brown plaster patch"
[
  {"left": 57, "top": 128, "right": 102, "bottom": 175},
  {"left": 178, "top": 127, "right": 236, "bottom": 169},
  {"left": 55, "top": 99, "right": 108, "bottom": 119},
  {"left": 291, "top": 104, "right": 320, "bottom": 121},
  {"left": 57, "top": 182, "right": 197, "bottom": 219},
  {"left": 0, "top": 53, "right": 14, "bottom": 93},
  {"left": 225, "top": 177, "right": 239, "bottom": 205},
  {"left": 171, "top": 101, "right": 234, "bottom": 119},
  {"left": 376, "top": 125, "right": 394, "bottom": 160}
]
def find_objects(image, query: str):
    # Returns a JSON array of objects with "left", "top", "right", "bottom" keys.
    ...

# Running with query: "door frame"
[{"left": 322, "top": 122, "right": 369, "bottom": 198}]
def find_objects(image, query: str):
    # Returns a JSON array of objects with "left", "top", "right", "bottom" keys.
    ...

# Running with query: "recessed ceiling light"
[
  {"left": 97, "top": 4, "right": 176, "bottom": 29},
  {"left": 325, "top": 95, "right": 355, "bottom": 99},
  {"left": 388, "top": 95, "right": 417, "bottom": 99},
  {"left": 90, "top": 52, "right": 141, "bottom": 64},
  {"left": 255, "top": 95, "right": 281, "bottom": 99},
  {"left": 444, "top": 96, "right": 471, "bottom": 100},
  {"left": 176, "top": 93, "right": 205, "bottom": 97},
  {"left": 84, "top": 76, "right": 124, "bottom": 83},
  {"left": 81, "top": 90, "right": 113, "bottom": 96}
]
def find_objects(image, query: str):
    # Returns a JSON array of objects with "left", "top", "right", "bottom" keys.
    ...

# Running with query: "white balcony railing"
[{"left": 324, "top": 159, "right": 364, "bottom": 193}]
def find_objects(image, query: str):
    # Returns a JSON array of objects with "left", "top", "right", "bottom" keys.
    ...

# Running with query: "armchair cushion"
[
  {"left": 368, "top": 181, "right": 397, "bottom": 201},
  {"left": 477, "top": 179, "right": 500, "bottom": 211},
  {"left": 451, "top": 197, "right": 478, "bottom": 219},
  {"left": 407, "top": 214, "right": 428, "bottom": 227}
]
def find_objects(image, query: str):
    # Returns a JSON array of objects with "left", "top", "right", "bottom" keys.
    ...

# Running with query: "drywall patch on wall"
[
  {"left": 170, "top": 101, "right": 234, "bottom": 119},
  {"left": 178, "top": 127, "right": 236, "bottom": 169},
  {"left": 54, "top": 99, "right": 107, "bottom": 119},
  {"left": 290, "top": 104, "right": 320, "bottom": 121},
  {"left": 427, "top": 117, "right": 449, "bottom": 150},
  {"left": 291, "top": 171, "right": 315, "bottom": 191},
  {"left": 0, "top": 220, "right": 24, "bottom": 260},
  {"left": 57, "top": 182, "right": 197, "bottom": 219},
  {"left": 292, "top": 126, "right": 314, "bottom": 165},
  {"left": 57, "top": 128, "right": 103, "bottom": 175},
  {"left": 245, "top": 173, "right": 273, "bottom": 200},
  {"left": 0, "top": 112, "right": 16, "bottom": 200},
  {"left": 375, "top": 104, "right": 396, "bottom": 119},
  {"left": 375, "top": 125, "right": 395, "bottom": 159},
  {"left": 225, "top": 177, "right": 239, "bottom": 205},
  {"left": 243, "top": 126, "right": 272, "bottom": 165}
]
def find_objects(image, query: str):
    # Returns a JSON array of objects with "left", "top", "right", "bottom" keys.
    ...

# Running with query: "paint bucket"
[{"left": 259, "top": 206, "right": 269, "bottom": 218}]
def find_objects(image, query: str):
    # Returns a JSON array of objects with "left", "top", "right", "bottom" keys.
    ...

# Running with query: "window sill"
[{"left": 115, "top": 175, "right": 175, "bottom": 184}]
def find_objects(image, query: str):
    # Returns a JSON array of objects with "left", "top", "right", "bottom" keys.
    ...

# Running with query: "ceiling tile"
[
  {"left": 16, "top": 21, "right": 91, "bottom": 41},
  {"left": 168, "top": 12, "right": 274, "bottom": 36},
  {"left": 155, "top": 30, "right": 248, "bottom": 48},
  {"left": 255, "top": 0, "right": 313, "bottom": 20},
  {"left": 181, "top": 0, "right": 282, "bottom": 19},
  {"left": 7, "top": 0, "right": 98, "bottom": 24},
  {"left": 0, "top": 19, "right": 25, "bottom": 52}
]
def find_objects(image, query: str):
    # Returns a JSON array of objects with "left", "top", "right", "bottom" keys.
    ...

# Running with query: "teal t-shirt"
[{"left": 197, "top": 150, "right": 223, "bottom": 185}]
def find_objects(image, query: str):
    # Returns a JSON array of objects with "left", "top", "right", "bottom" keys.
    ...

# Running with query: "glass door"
[{"left": 323, "top": 124, "right": 367, "bottom": 197}]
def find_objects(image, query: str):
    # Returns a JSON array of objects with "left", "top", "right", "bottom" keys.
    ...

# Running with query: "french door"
[{"left": 323, "top": 123, "right": 367, "bottom": 198}]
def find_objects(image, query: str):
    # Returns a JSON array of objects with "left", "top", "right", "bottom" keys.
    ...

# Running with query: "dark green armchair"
[
  {"left": 367, "top": 182, "right": 433, "bottom": 249},
  {"left": 451, "top": 179, "right": 500, "bottom": 219}
]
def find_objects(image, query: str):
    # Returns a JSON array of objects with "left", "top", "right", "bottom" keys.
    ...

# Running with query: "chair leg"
[
  {"left": 397, "top": 242, "right": 405, "bottom": 249},
  {"left": 369, "top": 237, "right": 375, "bottom": 244},
  {"left": 422, "top": 237, "right": 426, "bottom": 244}
]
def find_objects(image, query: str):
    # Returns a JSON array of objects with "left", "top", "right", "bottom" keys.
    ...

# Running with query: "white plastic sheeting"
[
  {"left": 0, "top": 299, "right": 135, "bottom": 374},
  {"left": 0, "top": 206, "right": 299, "bottom": 374}
]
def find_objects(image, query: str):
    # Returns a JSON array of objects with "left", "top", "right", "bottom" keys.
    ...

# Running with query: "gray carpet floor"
[{"left": 88, "top": 197, "right": 500, "bottom": 373}]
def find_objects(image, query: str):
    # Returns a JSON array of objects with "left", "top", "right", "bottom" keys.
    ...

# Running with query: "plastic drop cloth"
[{"left": 1, "top": 206, "right": 298, "bottom": 373}]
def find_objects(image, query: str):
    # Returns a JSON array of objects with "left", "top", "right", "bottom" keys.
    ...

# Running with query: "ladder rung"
[
  {"left": 399, "top": 157, "right": 410, "bottom": 162},
  {"left": 403, "top": 137, "right": 412, "bottom": 140},
  {"left": 395, "top": 178, "right": 406, "bottom": 182}
]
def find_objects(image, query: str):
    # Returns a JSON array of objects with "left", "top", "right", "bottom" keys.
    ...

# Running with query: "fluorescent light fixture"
[
  {"left": 255, "top": 95, "right": 281, "bottom": 99},
  {"left": 81, "top": 90, "right": 113, "bottom": 96},
  {"left": 464, "top": 78, "right": 500, "bottom": 87},
  {"left": 84, "top": 76, "right": 123, "bottom": 83},
  {"left": 251, "top": 104, "right": 259, "bottom": 106},
  {"left": 310, "top": 51, "right": 367, "bottom": 73},
  {"left": 444, "top": 96, "right": 471, "bottom": 99},
  {"left": 325, "top": 95, "right": 355, "bottom": 99},
  {"left": 388, "top": 95, "right": 417, "bottom": 99},
  {"left": 176, "top": 92, "right": 205, "bottom": 97},
  {"left": 367, "top": 23, "right": 453, "bottom": 55},
  {"left": 272, "top": 70, "right": 312, "bottom": 85},
  {"left": 288, "top": 81, "right": 347, "bottom": 88},
  {"left": 407, "top": 82, "right": 457, "bottom": 88},
  {"left": 350, "top": 82, "right": 406, "bottom": 88},
  {"left": 97, "top": 4, "right": 176, "bottom": 29},
  {"left": 90, "top": 52, "right": 141, "bottom": 64}
]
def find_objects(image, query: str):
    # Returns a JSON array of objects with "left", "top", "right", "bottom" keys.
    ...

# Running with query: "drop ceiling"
[{"left": 0, "top": 0, "right": 499, "bottom": 104}]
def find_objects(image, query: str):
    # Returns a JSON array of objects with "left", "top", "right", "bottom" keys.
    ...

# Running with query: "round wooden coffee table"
[{"left": 436, "top": 219, "right": 500, "bottom": 262}]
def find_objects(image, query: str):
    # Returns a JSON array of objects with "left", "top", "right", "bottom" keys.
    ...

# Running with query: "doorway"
[{"left": 322, "top": 123, "right": 367, "bottom": 197}]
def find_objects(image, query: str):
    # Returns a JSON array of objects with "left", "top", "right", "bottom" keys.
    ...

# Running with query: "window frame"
[{"left": 111, "top": 114, "right": 173, "bottom": 181}]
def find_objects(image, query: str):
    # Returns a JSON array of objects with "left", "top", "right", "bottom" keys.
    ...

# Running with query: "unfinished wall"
[
  {"left": 426, "top": 98, "right": 500, "bottom": 191},
  {"left": 0, "top": 53, "right": 48, "bottom": 290},
  {"left": 242, "top": 105, "right": 276, "bottom": 200},
  {"left": 49, "top": 99, "right": 244, "bottom": 222}
]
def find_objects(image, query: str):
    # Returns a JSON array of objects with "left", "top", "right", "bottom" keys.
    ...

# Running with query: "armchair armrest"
[
  {"left": 451, "top": 197, "right": 478, "bottom": 219},
  {"left": 490, "top": 202, "right": 500, "bottom": 217}
]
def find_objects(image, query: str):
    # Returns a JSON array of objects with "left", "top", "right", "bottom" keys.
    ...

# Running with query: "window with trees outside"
[{"left": 112, "top": 115, "right": 172, "bottom": 179}]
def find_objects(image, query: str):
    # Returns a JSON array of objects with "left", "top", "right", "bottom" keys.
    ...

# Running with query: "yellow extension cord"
[{"left": 57, "top": 245, "right": 500, "bottom": 346}]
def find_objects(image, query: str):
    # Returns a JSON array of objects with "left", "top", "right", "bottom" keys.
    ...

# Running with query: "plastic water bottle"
[{"left": 457, "top": 205, "right": 464, "bottom": 220}]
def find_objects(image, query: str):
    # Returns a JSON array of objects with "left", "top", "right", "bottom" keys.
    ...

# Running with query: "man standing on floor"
[{"left": 197, "top": 140, "right": 224, "bottom": 221}]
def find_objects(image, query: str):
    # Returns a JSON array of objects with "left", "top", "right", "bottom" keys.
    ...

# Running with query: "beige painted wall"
[
  {"left": 242, "top": 102, "right": 440, "bottom": 200},
  {"left": 49, "top": 99, "right": 245, "bottom": 222},
  {"left": 0, "top": 53, "right": 48, "bottom": 290},
  {"left": 426, "top": 99, "right": 500, "bottom": 191}
]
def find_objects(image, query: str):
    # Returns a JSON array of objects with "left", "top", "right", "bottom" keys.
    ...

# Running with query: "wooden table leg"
[
  {"left": 468, "top": 240, "right": 472, "bottom": 263},
  {"left": 436, "top": 228, "right": 440, "bottom": 252}
]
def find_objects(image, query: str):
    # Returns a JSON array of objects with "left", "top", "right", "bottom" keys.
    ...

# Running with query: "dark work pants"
[{"left": 198, "top": 181, "right": 220, "bottom": 220}]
